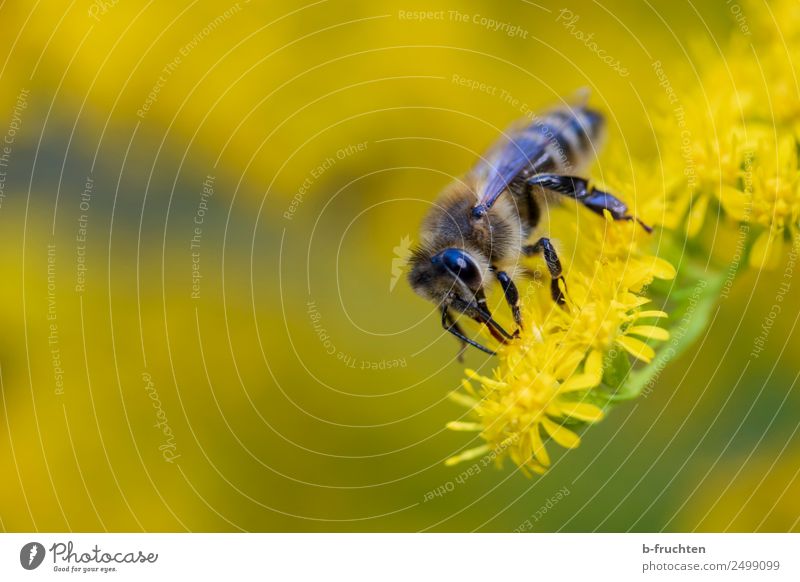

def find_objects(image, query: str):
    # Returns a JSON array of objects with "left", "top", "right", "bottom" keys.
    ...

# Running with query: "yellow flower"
[
  {"left": 637, "top": 0, "right": 800, "bottom": 255},
  {"left": 554, "top": 260, "right": 672, "bottom": 366},
  {"left": 446, "top": 203, "right": 674, "bottom": 474},
  {"left": 745, "top": 135, "right": 800, "bottom": 268},
  {"left": 446, "top": 339, "right": 605, "bottom": 477},
  {"left": 689, "top": 128, "right": 754, "bottom": 237}
]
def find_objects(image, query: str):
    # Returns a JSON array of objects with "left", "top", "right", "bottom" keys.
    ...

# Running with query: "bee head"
[{"left": 407, "top": 246, "right": 487, "bottom": 313}]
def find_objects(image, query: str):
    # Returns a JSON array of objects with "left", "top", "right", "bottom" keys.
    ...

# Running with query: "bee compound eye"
[{"left": 438, "top": 249, "right": 480, "bottom": 286}]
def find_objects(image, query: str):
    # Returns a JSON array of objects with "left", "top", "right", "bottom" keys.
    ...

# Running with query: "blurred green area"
[{"left": 0, "top": 0, "right": 797, "bottom": 532}]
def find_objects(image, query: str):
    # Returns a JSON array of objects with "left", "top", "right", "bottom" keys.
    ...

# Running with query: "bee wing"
[{"left": 472, "top": 120, "right": 548, "bottom": 208}]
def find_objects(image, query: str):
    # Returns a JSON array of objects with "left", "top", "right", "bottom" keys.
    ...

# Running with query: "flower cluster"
[
  {"left": 446, "top": 0, "right": 800, "bottom": 475},
  {"left": 446, "top": 206, "right": 674, "bottom": 475},
  {"left": 633, "top": 0, "right": 800, "bottom": 266}
]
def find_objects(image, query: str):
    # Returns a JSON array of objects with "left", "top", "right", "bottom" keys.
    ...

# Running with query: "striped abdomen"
[
  {"left": 516, "top": 106, "right": 605, "bottom": 176},
  {"left": 467, "top": 105, "right": 607, "bottom": 226},
  {"left": 473, "top": 106, "right": 606, "bottom": 188}
]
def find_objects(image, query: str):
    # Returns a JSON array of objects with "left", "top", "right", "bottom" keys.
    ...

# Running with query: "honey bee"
[{"left": 407, "top": 101, "right": 650, "bottom": 357}]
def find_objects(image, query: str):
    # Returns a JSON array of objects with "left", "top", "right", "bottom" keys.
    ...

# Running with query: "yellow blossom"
[
  {"left": 446, "top": 203, "right": 674, "bottom": 474},
  {"left": 638, "top": 0, "right": 800, "bottom": 255},
  {"left": 446, "top": 339, "right": 605, "bottom": 477}
]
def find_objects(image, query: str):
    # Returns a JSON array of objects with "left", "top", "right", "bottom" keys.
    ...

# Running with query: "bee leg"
[
  {"left": 526, "top": 174, "right": 652, "bottom": 233},
  {"left": 494, "top": 269, "right": 522, "bottom": 328},
  {"left": 523, "top": 238, "right": 567, "bottom": 305},
  {"left": 441, "top": 308, "right": 496, "bottom": 358}
]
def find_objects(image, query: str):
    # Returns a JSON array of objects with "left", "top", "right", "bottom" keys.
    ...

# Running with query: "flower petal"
[
  {"left": 650, "top": 257, "right": 677, "bottom": 280},
  {"left": 560, "top": 373, "right": 601, "bottom": 393},
  {"left": 446, "top": 421, "right": 483, "bottom": 431},
  {"left": 465, "top": 369, "right": 505, "bottom": 388},
  {"left": 554, "top": 350, "right": 583, "bottom": 379},
  {"left": 749, "top": 230, "right": 781, "bottom": 270},
  {"left": 460, "top": 378, "right": 477, "bottom": 396},
  {"left": 448, "top": 391, "right": 478, "bottom": 408},
  {"left": 635, "top": 310, "right": 669, "bottom": 319},
  {"left": 541, "top": 417, "right": 581, "bottom": 449},
  {"left": 528, "top": 460, "right": 548, "bottom": 475},
  {"left": 627, "top": 325, "right": 670, "bottom": 341},
  {"left": 530, "top": 426, "right": 551, "bottom": 467},
  {"left": 621, "top": 293, "right": 651, "bottom": 308},
  {"left": 616, "top": 335, "right": 656, "bottom": 363},
  {"left": 686, "top": 193, "right": 709, "bottom": 237},
  {"left": 560, "top": 402, "right": 605, "bottom": 422},
  {"left": 444, "top": 444, "right": 490, "bottom": 466},
  {"left": 718, "top": 185, "right": 750, "bottom": 220},
  {"left": 584, "top": 349, "right": 603, "bottom": 380}
]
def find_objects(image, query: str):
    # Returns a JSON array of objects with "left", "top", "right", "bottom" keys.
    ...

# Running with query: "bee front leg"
[
  {"left": 441, "top": 307, "right": 496, "bottom": 359},
  {"left": 526, "top": 174, "right": 652, "bottom": 233},
  {"left": 493, "top": 269, "right": 522, "bottom": 328},
  {"left": 523, "top": 238, "right": 567, "bottom": 305}
]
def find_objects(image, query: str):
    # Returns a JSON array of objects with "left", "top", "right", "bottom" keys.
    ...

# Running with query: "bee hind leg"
[
  {"left": 523, "top": 238, "right": 568, "bottom": 305},
  {"left": 441, "top": 308, "right": 496, "bottom": 359},
  {"left": 526, "top": 174, "right": 652, "bottom": 233}
]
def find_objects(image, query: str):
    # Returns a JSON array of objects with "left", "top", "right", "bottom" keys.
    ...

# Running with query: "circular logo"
[{"left": 19, "top": 542, "right": 45, "bottom": 570}]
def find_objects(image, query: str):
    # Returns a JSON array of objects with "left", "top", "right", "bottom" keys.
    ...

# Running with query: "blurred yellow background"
[{"left": 0, "top": 0, "right": 798, "bottom": 532}]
